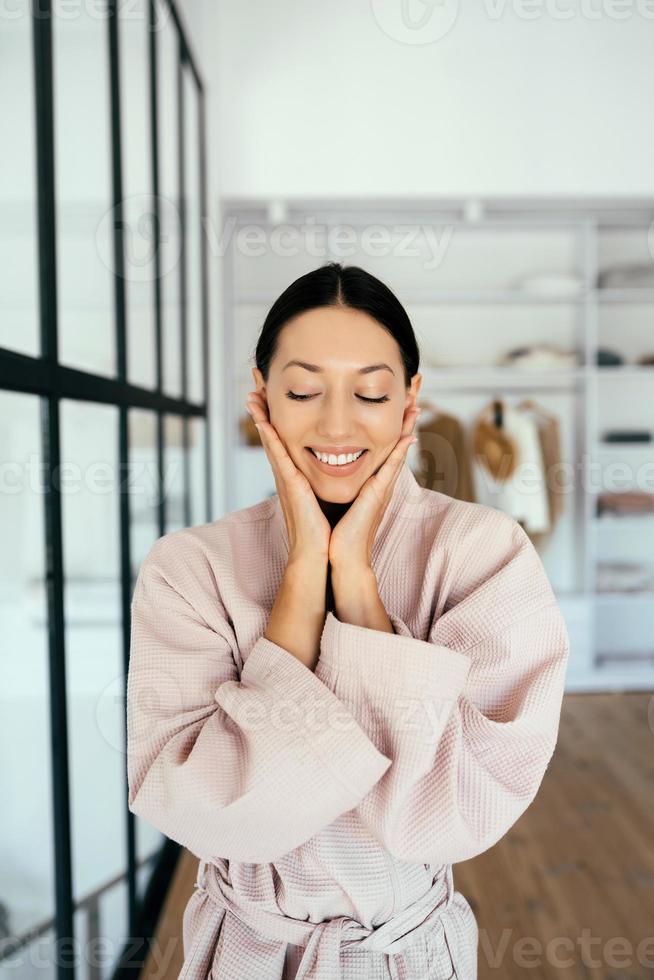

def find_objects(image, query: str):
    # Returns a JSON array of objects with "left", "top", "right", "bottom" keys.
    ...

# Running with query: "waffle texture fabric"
[{"left": 126, "top": 461, "right": 570, "bottom": 979}]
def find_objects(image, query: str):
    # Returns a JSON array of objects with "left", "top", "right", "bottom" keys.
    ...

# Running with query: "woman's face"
[{"left": 251, "top": 306, "right": 422, "bottom": 502}]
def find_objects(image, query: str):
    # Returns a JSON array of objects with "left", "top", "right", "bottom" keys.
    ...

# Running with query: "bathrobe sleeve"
[
  {"left": 126, "top": 532, "right": 391, "bottom": 863},
  {"left": 316, "top": 511, "right": 570, "bottom": 867}
]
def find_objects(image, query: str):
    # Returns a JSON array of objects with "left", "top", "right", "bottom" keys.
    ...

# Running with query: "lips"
[
  {"left": 307, "top": 447, "right": 366, "bottom": 455},
  {"left": 304, "top": 447, "right": 368, "bottom": 476},
  {"left": 308, "top": 448, "right": 365, "bottom": 462}
]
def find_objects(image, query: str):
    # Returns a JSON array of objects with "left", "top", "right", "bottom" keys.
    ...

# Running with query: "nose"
[{"left": 314, "top": 395, "right": 357, "bottom": 442}]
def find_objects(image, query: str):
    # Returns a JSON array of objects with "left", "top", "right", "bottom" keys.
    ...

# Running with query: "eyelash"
[{"left": 286, "top": 392, "right": 390, "bottom": 404}]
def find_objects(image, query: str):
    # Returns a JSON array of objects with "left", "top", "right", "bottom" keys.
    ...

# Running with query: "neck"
[{"left": 317, "top": 495, "right": 352, "bottom": 529}]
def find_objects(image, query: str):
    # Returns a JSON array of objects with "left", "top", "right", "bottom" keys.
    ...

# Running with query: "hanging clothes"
[
  {"left": 471, "top": 400, "right": 551, "bottom": 536},
  {"left": 415, "top": 404, "right": 476, "bottom": 502},
  {"left": 516, "top": 400, "right": 565, "bottom": 552}
]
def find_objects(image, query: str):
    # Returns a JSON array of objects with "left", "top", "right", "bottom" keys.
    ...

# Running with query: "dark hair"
[{"left": 253, "top": 262, "right": 420, "bottom": 388}]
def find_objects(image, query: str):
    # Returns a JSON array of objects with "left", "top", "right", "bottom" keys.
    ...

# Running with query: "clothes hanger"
[
  {"left": 516, "top": 397, "right": 555, "bottom": 419},
  {"left": 492, "top": 396, "right": 504, "bottom": 429}
]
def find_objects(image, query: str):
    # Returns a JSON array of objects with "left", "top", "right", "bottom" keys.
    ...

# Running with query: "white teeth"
[{"left": 310, "top": 449, "right": 365, "bottom": 466}]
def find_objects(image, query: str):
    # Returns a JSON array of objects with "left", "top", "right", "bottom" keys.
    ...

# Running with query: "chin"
[
  {"left": 316, "top": 482, "right": 360, "bottom": 503},
  {"left": 302, "top": 469, "right": 365, "bottom": 504}
]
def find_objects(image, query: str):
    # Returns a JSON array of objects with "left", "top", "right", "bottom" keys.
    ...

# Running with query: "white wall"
[
  {"left": 185, "top": 0, "right": 654, "bottom": 199},
  {"left": 179, "top": 0, "right": 654, "bottom": 518}
]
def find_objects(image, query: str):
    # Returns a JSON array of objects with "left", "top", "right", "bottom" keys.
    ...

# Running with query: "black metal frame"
[{"left": 2, "top": 0, "right": 211, "bottom": 976}]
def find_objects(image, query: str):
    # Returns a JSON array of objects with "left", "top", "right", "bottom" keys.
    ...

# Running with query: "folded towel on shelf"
[
  {"left": 498, "top": 344, "right": 579, "bottom": 370},
  {"left": 597, "top": 491, "right": 654, "bottom": 516},
  {"left": 596, "top": 561, "right": 654, "bottom": 593},
  {"left": 601, "top": 429, "right": 652, "bottom": 444},
  {"left": 597, "top": 263, "right": 654, "bottom": 289},
  {"left": 511, "top": 272, "right": 584, "bottom": 296},
  {"left": 597, "top": 347, "right": 624, "bottom": 366}
]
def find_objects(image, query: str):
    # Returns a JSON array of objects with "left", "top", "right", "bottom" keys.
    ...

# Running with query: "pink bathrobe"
[{"left": 126, "top": 461, "right": 570, "bottom": 979}]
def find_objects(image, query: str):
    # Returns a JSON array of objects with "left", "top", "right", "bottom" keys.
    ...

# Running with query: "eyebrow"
[{"left": 282, "top": 360, "right": 395, "bottom": 376}]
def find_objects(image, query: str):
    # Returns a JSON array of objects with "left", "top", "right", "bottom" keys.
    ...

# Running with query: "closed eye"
[{"left": 286, "top": 392, "right": 390, "bottom": 404}]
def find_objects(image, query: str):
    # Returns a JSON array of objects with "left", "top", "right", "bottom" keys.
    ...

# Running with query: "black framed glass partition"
[{"left": 0, "top": 1, "right": 211, "bottom": 977}]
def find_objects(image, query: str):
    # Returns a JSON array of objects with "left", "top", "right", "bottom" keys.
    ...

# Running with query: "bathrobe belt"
[{"left": 191, "top": 856, "right": 472, "bottom": 979}]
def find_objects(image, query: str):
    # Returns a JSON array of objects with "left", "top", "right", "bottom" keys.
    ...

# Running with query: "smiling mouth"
[{"left": 305, "top": 447, "right": 368, "bottom": 468}]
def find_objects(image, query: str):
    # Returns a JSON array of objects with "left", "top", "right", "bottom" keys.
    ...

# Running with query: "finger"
[
  {"left": 245, "top": 394, "right": 311, "bottom": 499},
  {"left": 371, "top": 430, "right": 417, "bottom": 499},
  {"left": 249, "top": 412, "right": 299, "bottom": 488},
  {"left": 245, "top": 391, "right": 269, "bottom": 425},
  {"left": 245, "top": 392, "right": 281, "bottom": 469},
  {"left": 401, "top": 405, "right": 421, "bottom": 439}
]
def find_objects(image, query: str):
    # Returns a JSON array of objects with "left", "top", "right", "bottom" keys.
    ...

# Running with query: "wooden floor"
[{"left": 143, "top": 692, "right": 654, "bottom": 980}]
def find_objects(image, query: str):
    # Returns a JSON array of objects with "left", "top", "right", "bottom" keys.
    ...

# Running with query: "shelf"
[
  {"left": 593, "top": 514, "right": 654, "bottom": 526},
  {"left": 224, "top": 198, "right": 654, "bottom": 693},
  {"left": 595, "top": 440, "right": 654, "bottom": 448},
  {"left": 596, "top": 365, "right": 654, "bottom": 376},
  {"left": 234, "top": 364, "right": 654, "bottom": 396},
  {"left": 595, "top": 288, "right": 654, "bottom": 303},
  {"left": 595, "top": 591, "right": 654, "bottom": 603},
  {"left": 596, "top": 655, "right": 654, "bottom": 671},
  {"left": 418, "top": 366, "right": 584, "bottom": 390}
]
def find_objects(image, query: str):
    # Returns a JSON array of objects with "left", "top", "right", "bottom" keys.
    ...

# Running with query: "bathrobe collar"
[{"left": 271, "top": 459, "right": 423, "bottom": 578}]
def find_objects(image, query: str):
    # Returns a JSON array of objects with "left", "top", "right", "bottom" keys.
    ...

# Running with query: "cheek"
[
  {"left": 367, "top": 412, "right": 400, "bottom": 444},
  {"left": 275, "top": 407, "right": 304, "bottom": 441}
]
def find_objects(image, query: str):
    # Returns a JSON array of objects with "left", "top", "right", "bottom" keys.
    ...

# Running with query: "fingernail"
[
  {"left": 410, "top": 436, "right": 418, "bottom": 444},
  {"left": 254, "top": 423, "right": 262, "bottom": 430}
]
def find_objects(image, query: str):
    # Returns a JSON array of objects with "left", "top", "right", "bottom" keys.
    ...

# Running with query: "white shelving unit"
[{"left": 221, "top": 197, "right": 654, "bottom": 693}]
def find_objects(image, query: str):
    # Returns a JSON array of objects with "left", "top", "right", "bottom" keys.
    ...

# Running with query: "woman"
[{"left": 126, "top": 262, "right": 570, "bottom": 979}]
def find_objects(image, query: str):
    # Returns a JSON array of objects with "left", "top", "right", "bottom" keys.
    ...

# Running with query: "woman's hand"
[
  {"left": 245, "top": 391, "right": 332, "bottom": 563},
  {"left": 328, "top": 407, "right": 421, "bottom": 573}
]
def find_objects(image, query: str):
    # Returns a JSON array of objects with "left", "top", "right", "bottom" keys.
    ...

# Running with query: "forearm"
[
  {"left": 330, "top": 564, "right": 394, "bottom": 634},
  {"left": 264, "top": 557, "right": 328, "bottom": 671}
]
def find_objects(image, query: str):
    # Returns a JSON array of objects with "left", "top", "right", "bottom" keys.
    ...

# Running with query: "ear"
[
  {"left": 251, "top": 367, "right": 267, "bottom": 398},
  {"left": 404, "top": 372, "right": 423, "bottom": 417}
]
